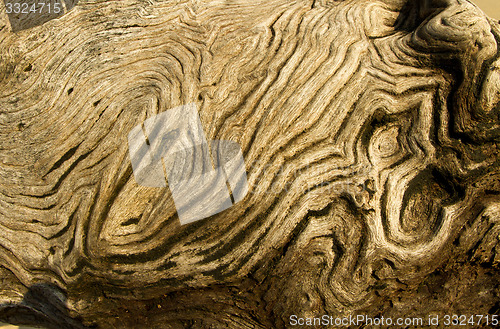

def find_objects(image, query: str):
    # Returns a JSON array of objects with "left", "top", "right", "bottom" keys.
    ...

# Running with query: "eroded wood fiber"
[{"left": 0, "top": 0, "right": 499, "bottom": 327}]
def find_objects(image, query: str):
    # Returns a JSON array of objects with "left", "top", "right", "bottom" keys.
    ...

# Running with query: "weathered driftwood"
[{"left": 0, "top": 0, "right": 499, "bottom": 327}]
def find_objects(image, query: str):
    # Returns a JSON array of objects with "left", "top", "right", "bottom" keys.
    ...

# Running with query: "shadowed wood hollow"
[{"left": 0, "top": 0, "right": 499, "bottom": 327}]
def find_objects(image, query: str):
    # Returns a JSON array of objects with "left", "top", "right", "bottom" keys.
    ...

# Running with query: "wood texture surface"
[{"left": 0, "top": 0, "right": 499, "bottom": 327}]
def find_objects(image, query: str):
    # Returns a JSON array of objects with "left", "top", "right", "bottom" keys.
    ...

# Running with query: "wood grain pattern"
[{"left": 0, "top": 0, "right": 499, "bottom": 327}]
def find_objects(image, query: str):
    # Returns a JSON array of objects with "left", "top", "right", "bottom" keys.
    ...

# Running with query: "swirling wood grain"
[{"left": 0, "top": 0, "right": 499, "bottom": 327}]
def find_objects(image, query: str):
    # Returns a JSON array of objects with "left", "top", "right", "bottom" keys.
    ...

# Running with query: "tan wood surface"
[{"left": 0, "top": 0, "right": 499, "bottom": 327}]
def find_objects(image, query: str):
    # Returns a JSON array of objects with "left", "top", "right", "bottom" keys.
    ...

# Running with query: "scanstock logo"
[{"left": 127, "top": 104, "right": 248, "bottom": 225}]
